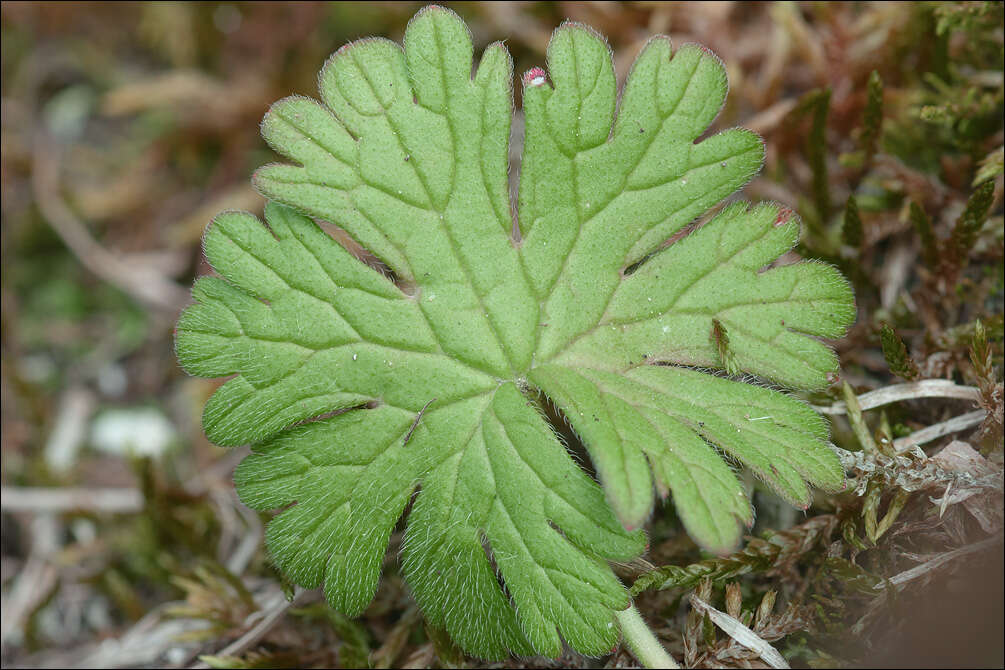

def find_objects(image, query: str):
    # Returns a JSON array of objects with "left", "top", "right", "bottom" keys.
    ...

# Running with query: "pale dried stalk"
[
  {"left": 893, "top": 410, "right": 987, "bottom": 452},
  {"left": 689, "top": 595, "right": 789, "bottom": 669},
  {"left": 876, "top": 534, "right": 1003, "bottom": 589},
  {"left": 0, "top": 486, "right": 143, "bottom": 513},
  {"left": 0, "top": 515, "right": 61, "bottom": 649},
  {"left": 190, "top": 588, "right": 312, "bottom": 669},
  {"left": 814, "top": 380, "right": 981, "bottom": 415}
]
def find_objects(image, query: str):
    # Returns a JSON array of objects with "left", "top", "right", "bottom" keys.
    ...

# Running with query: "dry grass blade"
[
  {"left": 893, "top": 410, "right": 988, "bottom": 452},
  {"left": 191, "top": 588, "right": 314, "bottom": 669},
  {"left": 814, "top": 380, "right": 983, "bottom": 415},
  {"left": 689, "top": 595, "right": 790, "bottom": 669},
  {"left": 875, "top": 534, "right": 1003, "bottom": 589}
]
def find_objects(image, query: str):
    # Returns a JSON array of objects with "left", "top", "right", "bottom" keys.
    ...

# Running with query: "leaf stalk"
[{"left": 615, "top": 603, "right": 678, "bottom": 669}]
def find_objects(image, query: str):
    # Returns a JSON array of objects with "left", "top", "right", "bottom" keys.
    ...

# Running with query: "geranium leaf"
[{"left": 176, "top": 5, "right": 854, "bottom": 660}]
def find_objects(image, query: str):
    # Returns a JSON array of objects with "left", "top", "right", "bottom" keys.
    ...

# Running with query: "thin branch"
[
  {"left": 0, "top": 515, "right": 61, "bottom": 649},
  {"left": 813, "top": 380, "right": 982, "bottom": 415},
  {"left": 1, "top": 486, "right": 143, "bottom": 513}
]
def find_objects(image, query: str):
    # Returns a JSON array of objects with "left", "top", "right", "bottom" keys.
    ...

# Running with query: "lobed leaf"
[{"left": 176, "top": 5, "right": 855, "bottom": 659}]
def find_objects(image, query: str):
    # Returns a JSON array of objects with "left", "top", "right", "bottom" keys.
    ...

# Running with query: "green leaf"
[{"left": 176, "top": 5, "right": 854, "bottom": 660}]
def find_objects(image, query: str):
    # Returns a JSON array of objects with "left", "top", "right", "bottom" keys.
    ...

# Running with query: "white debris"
[{"left": 90, "top": 407, "right": 177, "bottom": 458}]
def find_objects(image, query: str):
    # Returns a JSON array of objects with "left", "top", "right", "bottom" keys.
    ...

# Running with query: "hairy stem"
[{"left": 615, "top": 603, "right": 678, "bottom": 669}]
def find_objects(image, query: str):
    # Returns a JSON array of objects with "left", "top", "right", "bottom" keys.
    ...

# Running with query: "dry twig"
[
  {"left": 1, "top": 486, "right": 143, "bottom": 513},
  {"left": 0, "top": 516, "right": 61, "bottom": 649}
]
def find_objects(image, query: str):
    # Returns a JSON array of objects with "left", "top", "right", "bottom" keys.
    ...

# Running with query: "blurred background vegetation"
[{"left": 1, "top": 2, "right": 1002, "bottom": 668}]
